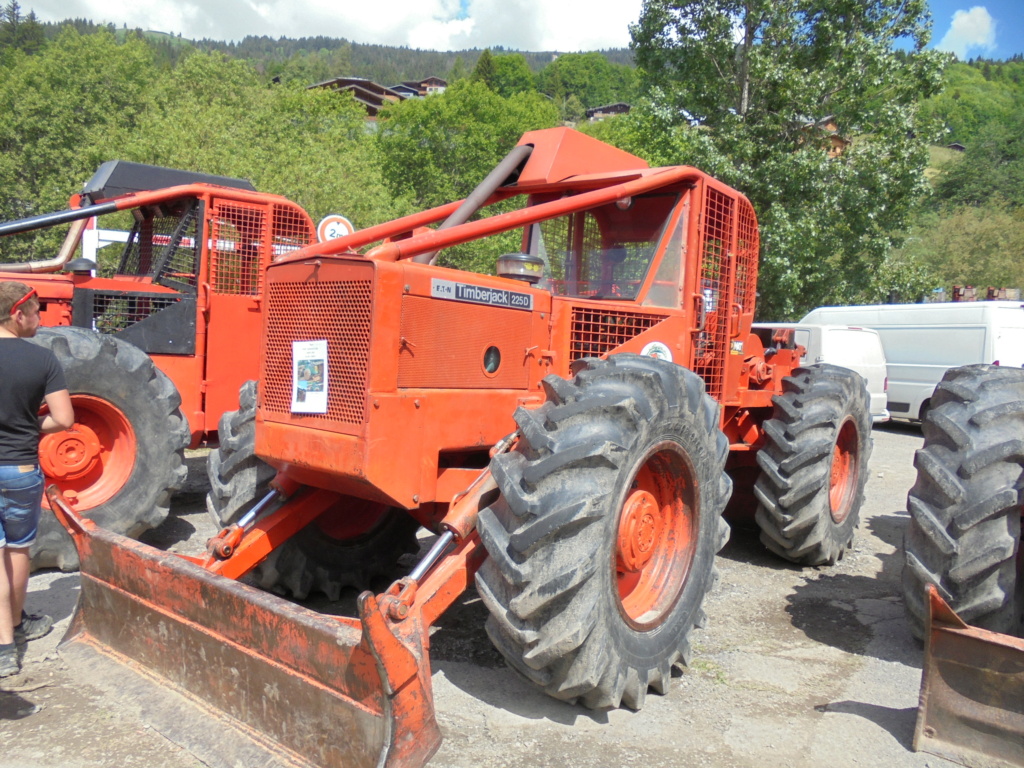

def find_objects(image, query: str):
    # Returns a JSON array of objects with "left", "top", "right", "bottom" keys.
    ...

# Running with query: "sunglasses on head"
[{"left": 10, "top": 288, "right": 37, "bottom": 316}]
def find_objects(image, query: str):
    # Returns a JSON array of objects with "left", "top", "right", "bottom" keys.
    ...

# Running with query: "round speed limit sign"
[{"left": 317, "top": 215, "right": 355, "bottom": 242}]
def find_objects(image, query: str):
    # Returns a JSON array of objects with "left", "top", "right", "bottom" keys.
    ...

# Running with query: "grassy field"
[{"left": 925, "top": 144, "right": 961, "bottom": 181}]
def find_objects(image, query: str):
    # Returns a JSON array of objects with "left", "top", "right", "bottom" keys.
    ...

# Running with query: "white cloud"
[
  {"left": 936, "top": 6, "right": 997, "bottom": 60},
  {"left": 24, "top": 0, "right": 642, "bottom": 51}
]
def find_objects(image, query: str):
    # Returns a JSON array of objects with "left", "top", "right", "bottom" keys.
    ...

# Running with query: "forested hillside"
[
  {"left": 32, "top": 13, "right": 633, "bottom": 88},
  {"left": 1, "top": 1, "right": 1022, "bottom": 319}
]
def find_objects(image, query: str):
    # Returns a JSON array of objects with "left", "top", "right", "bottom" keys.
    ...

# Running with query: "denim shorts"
[{"left": 0, "top": 465, "right": 45, "bottom": 548}]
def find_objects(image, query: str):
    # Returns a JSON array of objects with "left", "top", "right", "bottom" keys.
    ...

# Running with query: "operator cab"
[{"left": 519, "top": 191, "right": 681, "bottom": 307}]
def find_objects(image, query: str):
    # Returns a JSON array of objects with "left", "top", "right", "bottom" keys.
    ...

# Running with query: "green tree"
[
  {"left": 561, "top": 94, "right": 585, "bottom": 123},
  {"left": 893, "top": 204, "right": 1024, "bottom": 292},
  {"left": 472, "top": 49, "right": 497, "bottom": 90},
  {"left": 538, "top": 52, "right": 635, "bottom": 108},
  {"left": 374, "top": 79, "right": 560, "bottom": 272},
  {"left": 447, "top": 55, "right": 470, "bottom": 83},
  {"left": 631, "top": 0, "right": 948, "bottom": 318},
  {"left": 0, "top": 1, "right": 44, "bottom": 54},
  {"left": 0, "top": 28, "right": 158, "bottom": 261},
  {"left": 491, "top": 53, "right": 535, "bottom": 97},
  {"left": 932, "top": 106, "right": 1024, "bottom": 209},
  {"left": 918, "top": 62, "right": 1019, "bottom": 143},
  {"left": 116, "top": 51, "right": 406, "bottom": 228}
]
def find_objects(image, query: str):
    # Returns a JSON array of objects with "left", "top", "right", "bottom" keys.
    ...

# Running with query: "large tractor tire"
[
  {"left": 28, "top": 327, "right": 189, "bottom": 571},
  {"left": 206, "top": 382, "right": 420, "bottom": 600},
  {"left": 253, "top": 504, "right": 421, "bottom": 600},
  {"left": 206, "top": 380, "right": 275, "bottom": 529},
  {"left": 903, "top": 364, "right": 1024, "bottom": 640},
  {"left": 475, "top": 355, "right": 732, "bottom": 710},
  {"left": 753, "top": 364, "right": 872, "bottom": 566}
]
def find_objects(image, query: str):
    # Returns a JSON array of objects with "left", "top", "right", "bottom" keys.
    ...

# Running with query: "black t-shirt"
[{"left": 0, "top": 338, "right": 68, "bottom": 465}]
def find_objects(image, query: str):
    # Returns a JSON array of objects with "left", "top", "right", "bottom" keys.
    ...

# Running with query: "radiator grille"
[
  {"left": 263, "top": 279, "right": 372, "bottom": 425},
  {"left": 570, "top": 307, "right": 666, "bottom": 361},
  {"left": 692, "top": 187, "right": 735, "bottom": 399}
]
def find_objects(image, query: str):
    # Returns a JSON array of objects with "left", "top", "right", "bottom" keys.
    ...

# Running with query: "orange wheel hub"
[
  {"left": 829, "top": 418, "right": 859, "bottom": 523},
  {"left": 39, "top": 395, "right": 135, "bottom": 510},
  {"left": 615, "top": 442, "right": 696, "bottom": 629}
]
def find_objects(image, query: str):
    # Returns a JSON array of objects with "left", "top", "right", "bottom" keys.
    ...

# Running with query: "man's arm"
[{"left": 40, "top": 389, "right": 74, "bottom": 433}]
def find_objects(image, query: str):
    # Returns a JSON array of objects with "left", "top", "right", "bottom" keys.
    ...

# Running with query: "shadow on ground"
[
  {"left": 784, "top": 514, "right": 923, "bottom": 666},
  {"left": 817, "top": 700, "right": 919, "bottom": 750}
]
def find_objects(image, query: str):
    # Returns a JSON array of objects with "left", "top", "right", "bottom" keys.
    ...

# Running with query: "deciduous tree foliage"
[
  {"left": 491, "top": 53, "right": 536, "bottom": 97},
  {"left": 892, "top": 205, "right": 1024, "bottom": 294},
  {"left": 0, "top": 31, "right": 406, "bottom": 265},
  {"left": 631, "top": 0, "right": 947, "bottom": 318},
  {"left": 375, "top": 79, "right": 559, "bottom": 208},
  {"left": 919, "top": 62, "right": 1022, "bottom": 144},
  {"left": 115, "top": 51, "right": 407, "bottom": 228},
  {"left": 0, "top": 28, "right": 157, "bottom": 260},
  {"left": 538, "top": 52, "right": 636, "bottom": 111},
  {"left": 932, "top": 106, "right": 1024, "bottom": 209}
]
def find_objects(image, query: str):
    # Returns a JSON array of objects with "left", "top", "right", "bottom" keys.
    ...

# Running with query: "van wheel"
[
  {"left": 918, "top": 398, "right": 932, "bottom": 423},
  {"left": 903, "top": 364, "right": 1024, "bottom": 639},
  {"left": 753, "top": 365, "right": 872, "bottom": 565}
]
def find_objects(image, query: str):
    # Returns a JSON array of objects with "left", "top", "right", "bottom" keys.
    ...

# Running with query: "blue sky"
[
  {"left": 929, "top": 1, "right": 1023, "bottom": 60},
  {"left": 21, "top": 1, "right": 1024, "bottom": 59}
]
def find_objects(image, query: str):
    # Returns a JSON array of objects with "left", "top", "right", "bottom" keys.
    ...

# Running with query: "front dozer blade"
[
  {"left": 49, "top": 489, "right": 441, "bottom": 768},
  {"left": 914, "top": 584, "right": 1024, "bottom": 768}
]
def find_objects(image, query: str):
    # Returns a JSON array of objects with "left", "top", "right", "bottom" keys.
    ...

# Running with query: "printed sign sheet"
[{"left": 292, "top": 339, "right": 328, "bottom": 414}]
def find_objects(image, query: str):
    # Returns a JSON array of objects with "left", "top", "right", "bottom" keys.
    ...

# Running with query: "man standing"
[{"left": 0, "top": 282, "right": 74, "bottom": 677}]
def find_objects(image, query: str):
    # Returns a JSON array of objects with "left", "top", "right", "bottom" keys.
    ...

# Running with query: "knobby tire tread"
[
  {"left": 476, "top": 354, "right": 732, "bottom": 711},
  {"left": 29, "top": 327, "right": 188, "bottom": 571},
  {"left": 902, "top": 364, "right": 1024, "bottom": 639},
  {"left": 753, "top": 364, "right": 872, "bottom": 566}
]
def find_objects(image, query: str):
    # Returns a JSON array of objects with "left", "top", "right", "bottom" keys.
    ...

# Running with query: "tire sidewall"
[
  {"left": 903, "top": 364, "right": 1024, "bottom": 636},
  {"left": 38, "top": 329, "right": 177, "bottom": 525},
  {"left": 755, "top": 364, "right": 872, "bottom": 565},
  {"left": 593, "top": 403, "right": 721, "bottom": 666},
  {"left": 824, "top": 409, "right": 869, "bottom": 541},
  {"left": 28, "top": 327, "right": 187, "bottom": 570}
]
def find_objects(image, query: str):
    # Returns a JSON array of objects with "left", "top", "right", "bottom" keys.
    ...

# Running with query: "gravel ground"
[{"left": 0, "top": 424, "right": 961, "bottom": 768}]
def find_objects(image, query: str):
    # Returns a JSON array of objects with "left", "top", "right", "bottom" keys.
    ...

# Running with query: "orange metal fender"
[{"left": 914, "top": 584, "right": 1024, "bottom": 768}]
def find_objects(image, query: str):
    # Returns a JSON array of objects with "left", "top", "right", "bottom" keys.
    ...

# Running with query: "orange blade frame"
[
  {"left": 914, "top": 584, "right": 1024, "bottom": 768},
  {"left": 48, "top": 486, "right": 442, "bottom": 768}
]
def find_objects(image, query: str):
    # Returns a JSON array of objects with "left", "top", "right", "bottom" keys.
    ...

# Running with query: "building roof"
[
  {"left": 310, "top": 76, "right": 404, "bottom": 100},
  {"left": 585, "top": 103, "right": 632, "bottom": 119},
  {"left": 309, "top": 75, "right": 446, "bottom": 116}
]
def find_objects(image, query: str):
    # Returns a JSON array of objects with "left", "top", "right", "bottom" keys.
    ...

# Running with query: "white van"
[
  {"left": 800, "top": 301, "right": 1024, "bottom": 421},
  {"left": 753, "top": 323, "right": 889, "bottom": 423}
]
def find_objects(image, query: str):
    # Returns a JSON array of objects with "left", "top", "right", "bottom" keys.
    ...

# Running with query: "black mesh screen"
[
  {"left": 90, "top": 291, "right": 182, "bottom": 334},
  {"left": 116, "top": 200, "right": 200, "bottom": 292}
]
